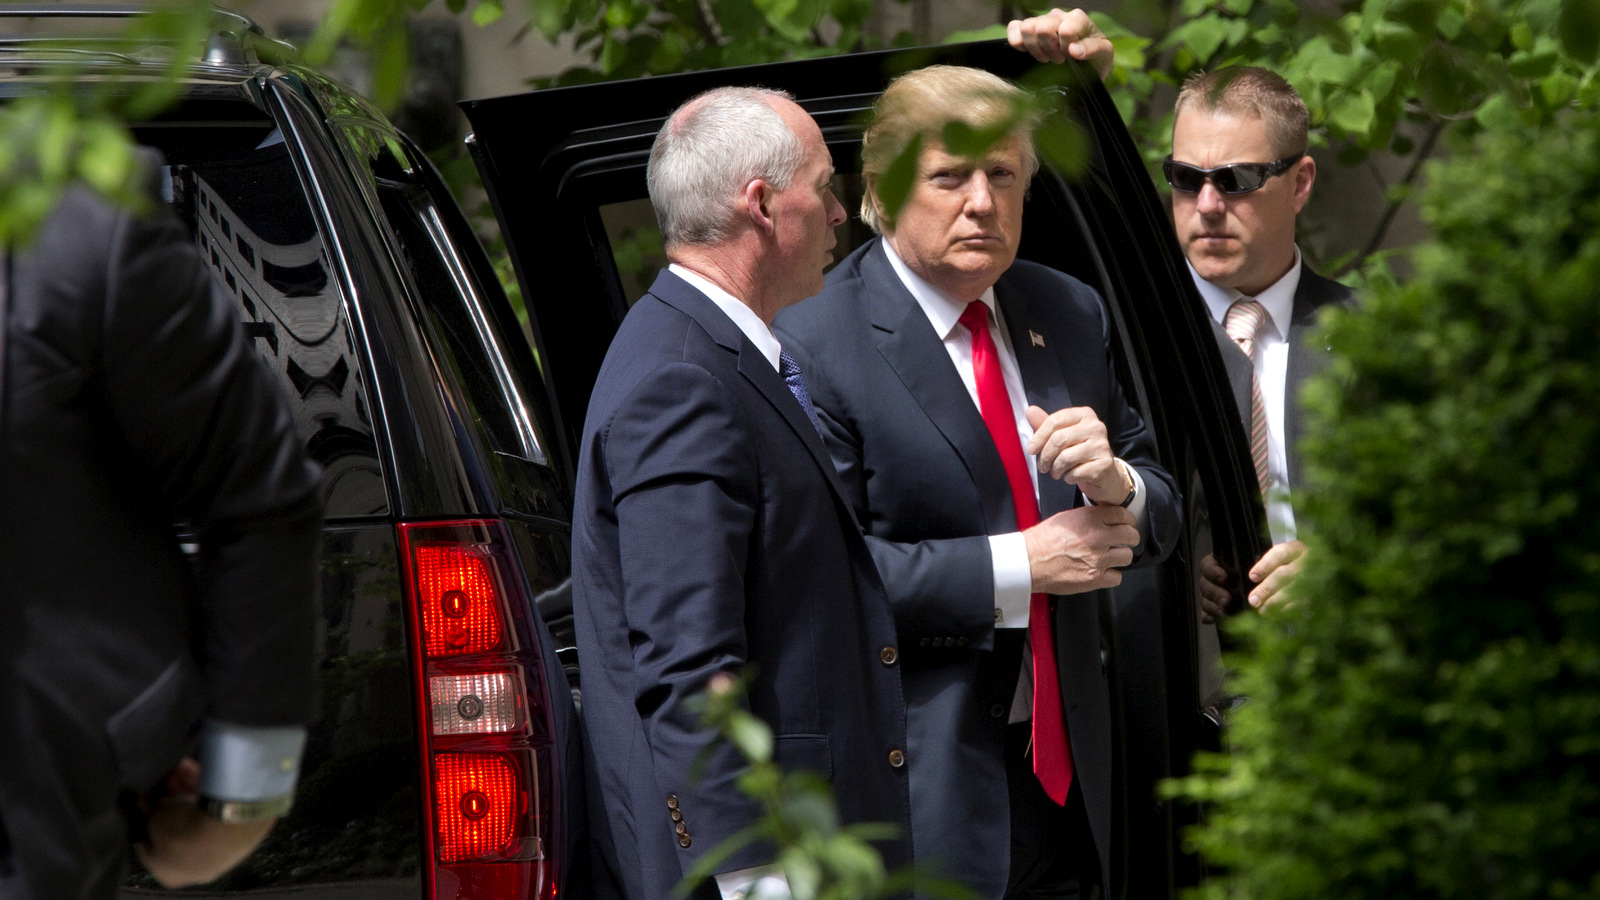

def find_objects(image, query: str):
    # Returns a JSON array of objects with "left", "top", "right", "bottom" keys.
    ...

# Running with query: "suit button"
[
  {"left": 675, "top": 822, "right": 688, "bottom": 835},
  {"left": 888, "top": 749, "right": 906, "bottom": 768},
  {"left": 666, "top": 794, "right": 679, "bottom": 810},
  {"left": 956, "top": 637, "right": 969, "bottom": 647},
  {"left": 919, "top": 637, "right": 931, "bottom": 647},
  {"left": 679, "top": 834, "right": 692, "bottom": 848},
  {"left": 670, "top": 809, "right": 683, "bottom": 823},
  {"left": 879, "top": 647, "right": 898, "bottom": 666},
  {"left": 990, "top": 704, "right": 1007, "bottom": 719}
]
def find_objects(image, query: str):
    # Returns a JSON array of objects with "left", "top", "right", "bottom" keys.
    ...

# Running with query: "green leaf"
[
  {"left": 1474, "top": 92, "right": 1523, "bottom": 131},
  {"left": 1036, "top": 115, "right": 1089, "bottom": 179},
  {"left": 1508, "top": 45, "right": 1559, "bottom": 78},
  {"left": 370, "top": 22, "right": 411, "bottom": 111},
  {"left": 1559, "top": 0, "right": 1600, "bottom": 64},
  {"left": 941, "top": 117, "right": 1017, "bottom": 160},
  {"left": 1293, "top": 35, "right": 1361, "bottom": 85},
  {"left": 873, "top": 132, "right": 921, "bottom": 231},
  {"left": 943, "top": 24, "right": 1006, "bottom": 43},
  {"left": 1173, "top": 16, "right": 1231, "bottom": 62},
  {"left": 727, "top": 714, "right": 774, "bottom": 763},
  {"left": 471, "top": 0, "right": 505, "bottom": 27},
  {"left": 1326, "top": 89, "right": 1376, "bottom": 135},
  {"left": 76, "top": 119, "right": 135, "bottom": 196}
]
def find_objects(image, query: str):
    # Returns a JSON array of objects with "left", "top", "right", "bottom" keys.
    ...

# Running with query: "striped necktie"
[{"left": 1223, "top": 299, "right": 1274, "bottom": 495}]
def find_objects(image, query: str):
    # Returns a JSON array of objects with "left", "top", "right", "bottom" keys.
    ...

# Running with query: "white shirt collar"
[
  {"left": 1190, "top": 245, "right": 1302, "bottom": 341},
  {"left": 669, "top": 263, "right": 783, "bottom": 371},
  {"left": 882, "top": 238, "right": 1000, "bottom": 338}
]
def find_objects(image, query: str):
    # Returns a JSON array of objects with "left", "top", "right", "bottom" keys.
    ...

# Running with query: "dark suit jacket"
[
  {"left": 1209, "top": 263, "right": 1354, "bottom": 497},
  {"left": 775, "top": 239, "right": 1181, "bottom": 898},
  {"left": 0, "top": 188, "right": 322, "bottom": 899},
  {"left": 571, "top": 269, "right": 914, "bottom": 899}
]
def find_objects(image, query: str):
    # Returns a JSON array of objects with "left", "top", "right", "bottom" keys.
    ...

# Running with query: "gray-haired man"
[{"left": 571, "top": 88, "right": 913, "bottom": 900}]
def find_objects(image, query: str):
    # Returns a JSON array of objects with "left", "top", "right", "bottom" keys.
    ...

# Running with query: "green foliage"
[
  {"left": 0, "top": 0, "right": 216, "bottom": 243},
  {"left": 1092, "top": 0, "right": 1600, "bottom": 272},
  {"left": 1169, "top": 103, "right": 1600, "bottom": 900},
  {"left": 685, "top": 674, "right": 931, "bottom": 900}
]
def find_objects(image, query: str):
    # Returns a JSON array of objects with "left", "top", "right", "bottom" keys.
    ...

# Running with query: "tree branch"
[{"left": 1350, "top": 118, "right": 1447, "bottom": 272}]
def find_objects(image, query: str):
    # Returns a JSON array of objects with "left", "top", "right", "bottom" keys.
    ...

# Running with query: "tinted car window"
[{"left": 174, "top": 129, "right": 388, "bottom": 519}]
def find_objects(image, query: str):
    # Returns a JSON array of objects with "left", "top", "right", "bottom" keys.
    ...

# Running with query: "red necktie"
[{"left": 958, "top": 301, "right": 1074, "bottom": 805}]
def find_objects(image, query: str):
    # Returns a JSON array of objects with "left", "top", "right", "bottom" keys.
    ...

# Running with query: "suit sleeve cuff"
[
  {"left": 197, "top": 720, "right": 307, "bottom": 801},
  {"left": 990, "top": 532, "right": 1032, "bottom": 628},
  {"left": 715, "top": 865, "right": 789, "bottom": 899}
]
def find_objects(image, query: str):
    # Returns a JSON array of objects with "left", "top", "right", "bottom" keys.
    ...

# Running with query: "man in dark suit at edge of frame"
[{"left": 0, "top": 175, "right": 322, "bottom": 899}]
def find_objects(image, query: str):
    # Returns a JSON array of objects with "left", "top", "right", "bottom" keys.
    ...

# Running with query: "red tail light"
[
  {"left": 434, "top": 753, "right": 521, "bottom": 861},
  {"left": 399, "top": 520, "right": 558, "bottom": 900},
  {"left": 415, "top": 545, "right": 505, "bottom": 656}
]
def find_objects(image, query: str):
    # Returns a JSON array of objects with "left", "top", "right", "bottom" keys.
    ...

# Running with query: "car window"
[
  {"left": 340, "top": 123, "right": 556, "bottom": 474},
  {"left": 168, "top": 127, "right": 389, "bottom": 520}
]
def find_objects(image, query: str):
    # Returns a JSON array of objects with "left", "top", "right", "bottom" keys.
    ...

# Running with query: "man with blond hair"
[{"left": 776, "top": 65, "right": 1179, "bottom": 900}]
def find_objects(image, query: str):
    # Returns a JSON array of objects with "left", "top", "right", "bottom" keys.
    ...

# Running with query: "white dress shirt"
[
  {"left": 1188, "top": 249, "right": 1302, "bottom": 544},
  {"left": 883, "top": 242, "right": 1149, "bottom": 721},
  {"left": 671, "top": 264, "right": 783, "bottom": 371}
]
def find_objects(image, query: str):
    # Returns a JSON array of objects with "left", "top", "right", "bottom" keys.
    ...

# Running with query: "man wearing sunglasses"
[
  {"left": 1010, "top": 16, "right": 1354, "bottom": 616},
  {"left": 1167, "top": 67, "right": 1354, "bottom": 619}
]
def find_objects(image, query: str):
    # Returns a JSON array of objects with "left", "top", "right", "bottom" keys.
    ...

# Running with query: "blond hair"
[{"left": 859, "top": 65, "right": 1040, "bottom": 233}]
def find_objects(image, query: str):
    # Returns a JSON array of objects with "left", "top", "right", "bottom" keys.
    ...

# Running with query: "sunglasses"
[{"left": 1161, "top": 154, "right": 1305, "bottom": 195}]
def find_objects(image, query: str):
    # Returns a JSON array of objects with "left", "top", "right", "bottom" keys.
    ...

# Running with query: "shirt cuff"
[
  {"left": 1124, "top": 463, "right": 1149, "bottom": 530},
  {"left": 715, "top": 865, "right": 789, "bottom": 899},
  {"left": 197, "top": 720, "right": 307, "bottom": 801},
  {"left": 990, "top": 532, "right": 1032, "bottom": 628}
]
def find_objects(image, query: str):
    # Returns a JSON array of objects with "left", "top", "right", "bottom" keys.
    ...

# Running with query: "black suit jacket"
[
  {"left": 775, "top": 240, "right": 1180, "bottom": 898},
  {"left": 1209, "top": 263, "right": 1354, "bottom": 497},
  {"left": 0, "top": 188, "right": 321, "bottom": 899},
  {"left": 571, "top": 269, "right": 913, "bottom": 899}
]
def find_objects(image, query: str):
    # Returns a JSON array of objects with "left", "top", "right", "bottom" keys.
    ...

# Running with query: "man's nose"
[
  {"left": 1195, "top": 179, "right": 1227, "bottom": 215},
  {"left": 825, "top": 188, "right": 846, "bottom": 227},
  {"left": 965, "top": 174, "right": 996, "bottom": 216}
]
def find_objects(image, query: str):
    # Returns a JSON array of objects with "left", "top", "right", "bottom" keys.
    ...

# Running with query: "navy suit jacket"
[
  {"left": 572, "top": 270, "right": 914, "bottom": 899},
  {"left": 775, "top": 239, "right": 1180, "bottom": 898},
  {"left": 1209, "top": 263, "right": 1354, "bottom": 499}
]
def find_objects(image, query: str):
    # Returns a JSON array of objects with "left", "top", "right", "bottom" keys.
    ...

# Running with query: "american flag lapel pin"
[{"left": 1029, "top": 330, "right": 1046, "bottom": 348}]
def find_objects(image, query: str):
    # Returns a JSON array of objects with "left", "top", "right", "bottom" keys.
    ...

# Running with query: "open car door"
[{"left": 462, "top": 41, "right": 1269, "bottom": 899}]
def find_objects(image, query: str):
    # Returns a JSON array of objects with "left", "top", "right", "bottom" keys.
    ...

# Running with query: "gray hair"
[{"left": 648, "top": 86, "right": 807, "bottom": 248}]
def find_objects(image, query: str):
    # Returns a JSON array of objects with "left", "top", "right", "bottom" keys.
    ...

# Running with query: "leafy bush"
[{"left": 1171, "top": 108, "right": 1600, "bottom": 898}]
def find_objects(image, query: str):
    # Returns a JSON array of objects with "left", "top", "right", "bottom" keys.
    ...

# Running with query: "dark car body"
[{"left": 462, "top": 41, "right": 1268, "bottom": 898}]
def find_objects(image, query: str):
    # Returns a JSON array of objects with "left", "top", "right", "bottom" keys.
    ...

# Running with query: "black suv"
[{"left": 3, "top": 12, "right": 1264, "bottom": 900}]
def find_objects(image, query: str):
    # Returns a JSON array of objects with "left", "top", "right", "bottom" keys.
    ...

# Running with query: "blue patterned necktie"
[{"left": 779, "top": 349, "right": 825, "bottom": 438}]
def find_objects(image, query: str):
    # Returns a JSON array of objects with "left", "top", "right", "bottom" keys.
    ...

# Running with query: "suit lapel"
[
  {"left": 648, "top": 270, "right": 861, "bottom": 527},
  {"left": 1282, "top": 269, "right": 1341, "bottom": 491},
  {"left": 859, "top": 243, "right": 1016, "bottom": 531},
  {"left": 996, "top": 279, "right": 1080, "bottom": 517}
]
